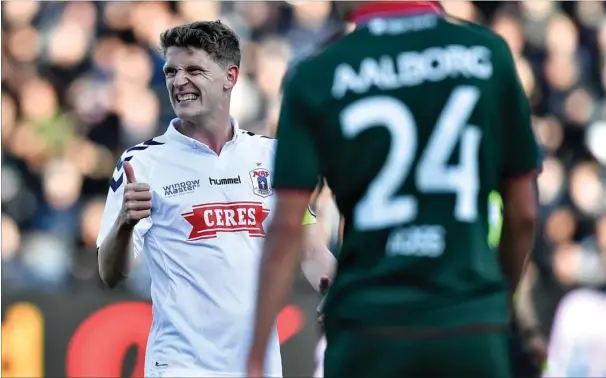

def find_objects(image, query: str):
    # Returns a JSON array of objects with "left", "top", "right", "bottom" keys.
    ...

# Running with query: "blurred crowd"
[{"left": 1, "top": 0, "right": 606, "bottom": 342}]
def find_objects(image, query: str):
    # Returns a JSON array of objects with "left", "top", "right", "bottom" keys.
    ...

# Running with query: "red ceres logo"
[{"left": 182, "top": 201, "right": 270, "bottom": 240}]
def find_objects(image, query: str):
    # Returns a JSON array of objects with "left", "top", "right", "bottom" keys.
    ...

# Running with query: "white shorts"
[
  {"left": 544, "top": 289, "right": 606, "bottom": 378},
  {"left": 146, "top": 366, "right": 283, "bottom": 378},
  {"left": 147, "top": 368, "right": 247, "bottom": 377}
]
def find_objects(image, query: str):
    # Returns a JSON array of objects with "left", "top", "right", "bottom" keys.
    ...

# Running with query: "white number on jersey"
[{"left": 340, "top": 85, "right": 482, "bottom": 231}]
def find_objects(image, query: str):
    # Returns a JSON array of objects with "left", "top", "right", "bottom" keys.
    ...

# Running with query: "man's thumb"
[{"left": 123, "top": 161, "right": 136, "bottom": 183}]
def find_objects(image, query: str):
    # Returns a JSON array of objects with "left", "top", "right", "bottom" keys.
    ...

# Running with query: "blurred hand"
[
  {"left": 317, "top": 276, "right": 331, "bottom": 329},
  {"left": 527, "top": 333, "right": 548, "bottom": 366},
  {"left": 247, "top": 358, "right": 264, "bottom": 378},
  {"left": 510, "top": 320, "right": 545, "bottom": 377},
  {"left": 119, "top": 161, "right": 152, "bottom": 226}
]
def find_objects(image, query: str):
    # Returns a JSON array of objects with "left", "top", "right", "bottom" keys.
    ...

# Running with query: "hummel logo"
[
  {"left": 155, "top": 362, "right": 168, "bottom": 367},
  {"left": 163, "top": 179, "right": 201, "bottom": 197},
  {"left": 209, "top": 176, "right": 241, "bottom": 186}
]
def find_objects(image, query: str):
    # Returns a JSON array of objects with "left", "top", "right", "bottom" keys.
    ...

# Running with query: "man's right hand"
[{"left": 120, "top": 161, "right": 152, "bottom": 226}]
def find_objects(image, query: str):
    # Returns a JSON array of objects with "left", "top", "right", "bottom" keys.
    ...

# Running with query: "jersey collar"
[
  {"left": 350, "top": 1, "right": 441, "bottom": 25},
  {"left": 165, "top": 116, "right": 241, "bottom": 150}
]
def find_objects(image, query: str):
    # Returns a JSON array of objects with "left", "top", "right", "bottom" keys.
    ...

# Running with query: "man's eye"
[
  {"left": 188, "top": 68, "right": 203, "bottom": 74},
  {"left": 165, "top": 70, "right": 176, "bottom": 77}
]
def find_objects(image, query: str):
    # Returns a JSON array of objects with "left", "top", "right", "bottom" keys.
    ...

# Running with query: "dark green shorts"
[{"left": 324, "top": 328, "right": 512, "bottom": 378}]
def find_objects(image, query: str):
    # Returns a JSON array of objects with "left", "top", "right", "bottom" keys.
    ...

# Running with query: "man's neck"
[{"left": 180, "top": 111, "right": 234, "bottom": 155}]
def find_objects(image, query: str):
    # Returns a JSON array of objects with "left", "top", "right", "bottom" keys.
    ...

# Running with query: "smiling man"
[{"left": 96, "top": 21, "right": 334, "bottom": 378}]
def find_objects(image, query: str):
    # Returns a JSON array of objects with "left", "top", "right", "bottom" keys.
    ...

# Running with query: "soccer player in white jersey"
[
  {"left": 544, "top": 289, "right": 606, "bottom": 377},
  {"left": 96, "top": 21, "right": 335, "bottom": 378}
]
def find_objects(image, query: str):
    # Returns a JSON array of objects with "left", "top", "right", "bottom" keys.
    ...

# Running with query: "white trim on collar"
[{"left": 165, "top": 116, "right": 241, "bottom": 148}]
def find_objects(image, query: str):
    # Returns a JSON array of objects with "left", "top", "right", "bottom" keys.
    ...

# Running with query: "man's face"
[{"left": 163, "top": 46, "right": 236, "bottom": 121}]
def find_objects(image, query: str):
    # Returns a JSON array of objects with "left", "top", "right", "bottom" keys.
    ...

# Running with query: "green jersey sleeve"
[
  {"left": 273, "top": 67, "right": 321, "bottom": 191},
  {"left": 497, "top": 38, "right": 540, "bottom": 178}
]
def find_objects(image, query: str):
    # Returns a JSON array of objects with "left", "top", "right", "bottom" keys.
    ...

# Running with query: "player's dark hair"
[{"left": 160, "top": 20, "right": 241, "bottom": 67}]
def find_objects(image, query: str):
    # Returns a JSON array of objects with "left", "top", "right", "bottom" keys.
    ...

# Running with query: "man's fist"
[{"left": 120, "top": 161, "right": 152, "bottom": 226}]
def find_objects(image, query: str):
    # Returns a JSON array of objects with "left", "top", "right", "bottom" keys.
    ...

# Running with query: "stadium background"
[{"left": 2, "top": 1, "right": 606, "bottom": 376}]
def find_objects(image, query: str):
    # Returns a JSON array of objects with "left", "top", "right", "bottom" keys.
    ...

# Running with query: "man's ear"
[{"left": 224, "top": 65, "right": 239, "bottom": 91}]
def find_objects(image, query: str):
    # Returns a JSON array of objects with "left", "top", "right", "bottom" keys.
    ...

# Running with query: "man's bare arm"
[
  {"left": 515, "top": 263, "right": 541, "bottom": 331},
  {"left": 301, "top": 224, "right": 337, "bottom": 291},
  {"left": 98, "top": 161, "right": 151, "bottom": 288},
  {"left": 98, "top": 221, "right": 136, "bottom": 288},
  {"left": 249, "top": 189, "right": 312, "bottom": 370},
  {"left": 499, "top": 173, "right": 538, "bottom": 302}
]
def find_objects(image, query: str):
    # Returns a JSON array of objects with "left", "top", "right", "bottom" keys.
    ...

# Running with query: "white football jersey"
[
  {"left": 97, "top": 117, "right": 316, "bottom": 377},
  {"left": 544, "top": 289, "right": 606, "bottom": 378}
]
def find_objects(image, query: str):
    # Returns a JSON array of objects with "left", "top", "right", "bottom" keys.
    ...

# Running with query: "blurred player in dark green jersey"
[{"left": 249, "top": 2, "right": 540, "bottom": 377}]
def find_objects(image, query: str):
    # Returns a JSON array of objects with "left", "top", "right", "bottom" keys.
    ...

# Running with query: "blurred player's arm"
[
  {"left": 249, "top": 65, "right": 321, "bottom": 374},
  {"left": 515, "top": 263, "right": 548, "bottom": 365},
  {"left": 499, "top": 177, "right": 537, "bottom": 301},
  {"left": 497, "top": 37, "right": 540, "bottom": 303},
  {"left": 97, "top": 159, "right": 152, "bottom": 288},
  {"left": 301, "top": 208, "right": 337, "bottom": 292},
  {"left": 98, "top": 218, "right": 137, "bottom": 287}
]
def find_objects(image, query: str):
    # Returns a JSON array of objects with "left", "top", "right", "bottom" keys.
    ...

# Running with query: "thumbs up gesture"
[{"left": 120, "top": 161, "right": 152, "bottom": 226}]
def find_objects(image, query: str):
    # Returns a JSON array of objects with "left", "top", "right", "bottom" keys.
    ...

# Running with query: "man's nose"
[{"left": 173, "top": 70, "right": 188, "bottom": 87}]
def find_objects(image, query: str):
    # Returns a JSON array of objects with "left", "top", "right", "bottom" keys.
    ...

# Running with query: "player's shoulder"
[
  {"left": 444, "top": 16, "right": 511, "bottom": 53},
  {"left": 283, "top": 27, "right": 348, "bottom": 89},
  {"left": 441, "top": 16, "right": 516, "bottom": 83},
  {"left": 237, "top": 129, "right": 277, "bottom": 162},
  {"left": 238, "top": 129, "right": 276, "bottom": 149},
  {"left": 118, "top": 135, "right": 169, "bottom": 165},
  {"left": 110, "top": 136, "right": 168, "bottom": 192},
  {"left": 283, "top": 32, "right": 356, "bottom": 95},
  {"left": 282, "top": 52, "right": 321, "bottom": 91}
]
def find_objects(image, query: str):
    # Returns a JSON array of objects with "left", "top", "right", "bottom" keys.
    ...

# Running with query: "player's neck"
[
  {"left": 180, "top": 108, "right": 234, "bottom": 155},
  {"left": 349, "top": 1, "right": 441, "bottom": 24}
]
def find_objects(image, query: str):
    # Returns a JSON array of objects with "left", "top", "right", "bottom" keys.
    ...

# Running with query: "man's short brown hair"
[{"left": 160, "top": 20, "right": 241, "bottom": 67}]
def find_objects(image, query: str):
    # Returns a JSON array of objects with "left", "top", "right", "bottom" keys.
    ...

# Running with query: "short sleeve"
[
  {"left": 273, "top": 67, "right": 321, "bottom": 191},
  {"left": 497, "top": 39, "right": 540, "bottom": 178},
  {"left": 96, "top": 152, "right": 153, "bottom": 259}
]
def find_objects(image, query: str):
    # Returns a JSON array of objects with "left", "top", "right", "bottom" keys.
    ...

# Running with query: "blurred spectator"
[{"left": 1, "top": 2, "right": 605, "bottom": 362}]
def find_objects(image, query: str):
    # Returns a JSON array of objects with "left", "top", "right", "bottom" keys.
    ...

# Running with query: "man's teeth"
[{"left": 177, "top": 94, "right": 199, "bottom": 102}]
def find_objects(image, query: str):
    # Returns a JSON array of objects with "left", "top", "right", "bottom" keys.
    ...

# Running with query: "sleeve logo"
[
  {"left": 110, "top": 138, "right": 164, "bottom": 192},
  {"left": 181, "top": 201, "right": 270, "bottom": 240},
  {"left": 110, "top": 156, "right": 133, "bottom": 192}
]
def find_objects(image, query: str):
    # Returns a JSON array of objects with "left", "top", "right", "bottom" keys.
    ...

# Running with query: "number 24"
[{"left": 341, "top": 86, "right": 482, "bottom": 231}]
